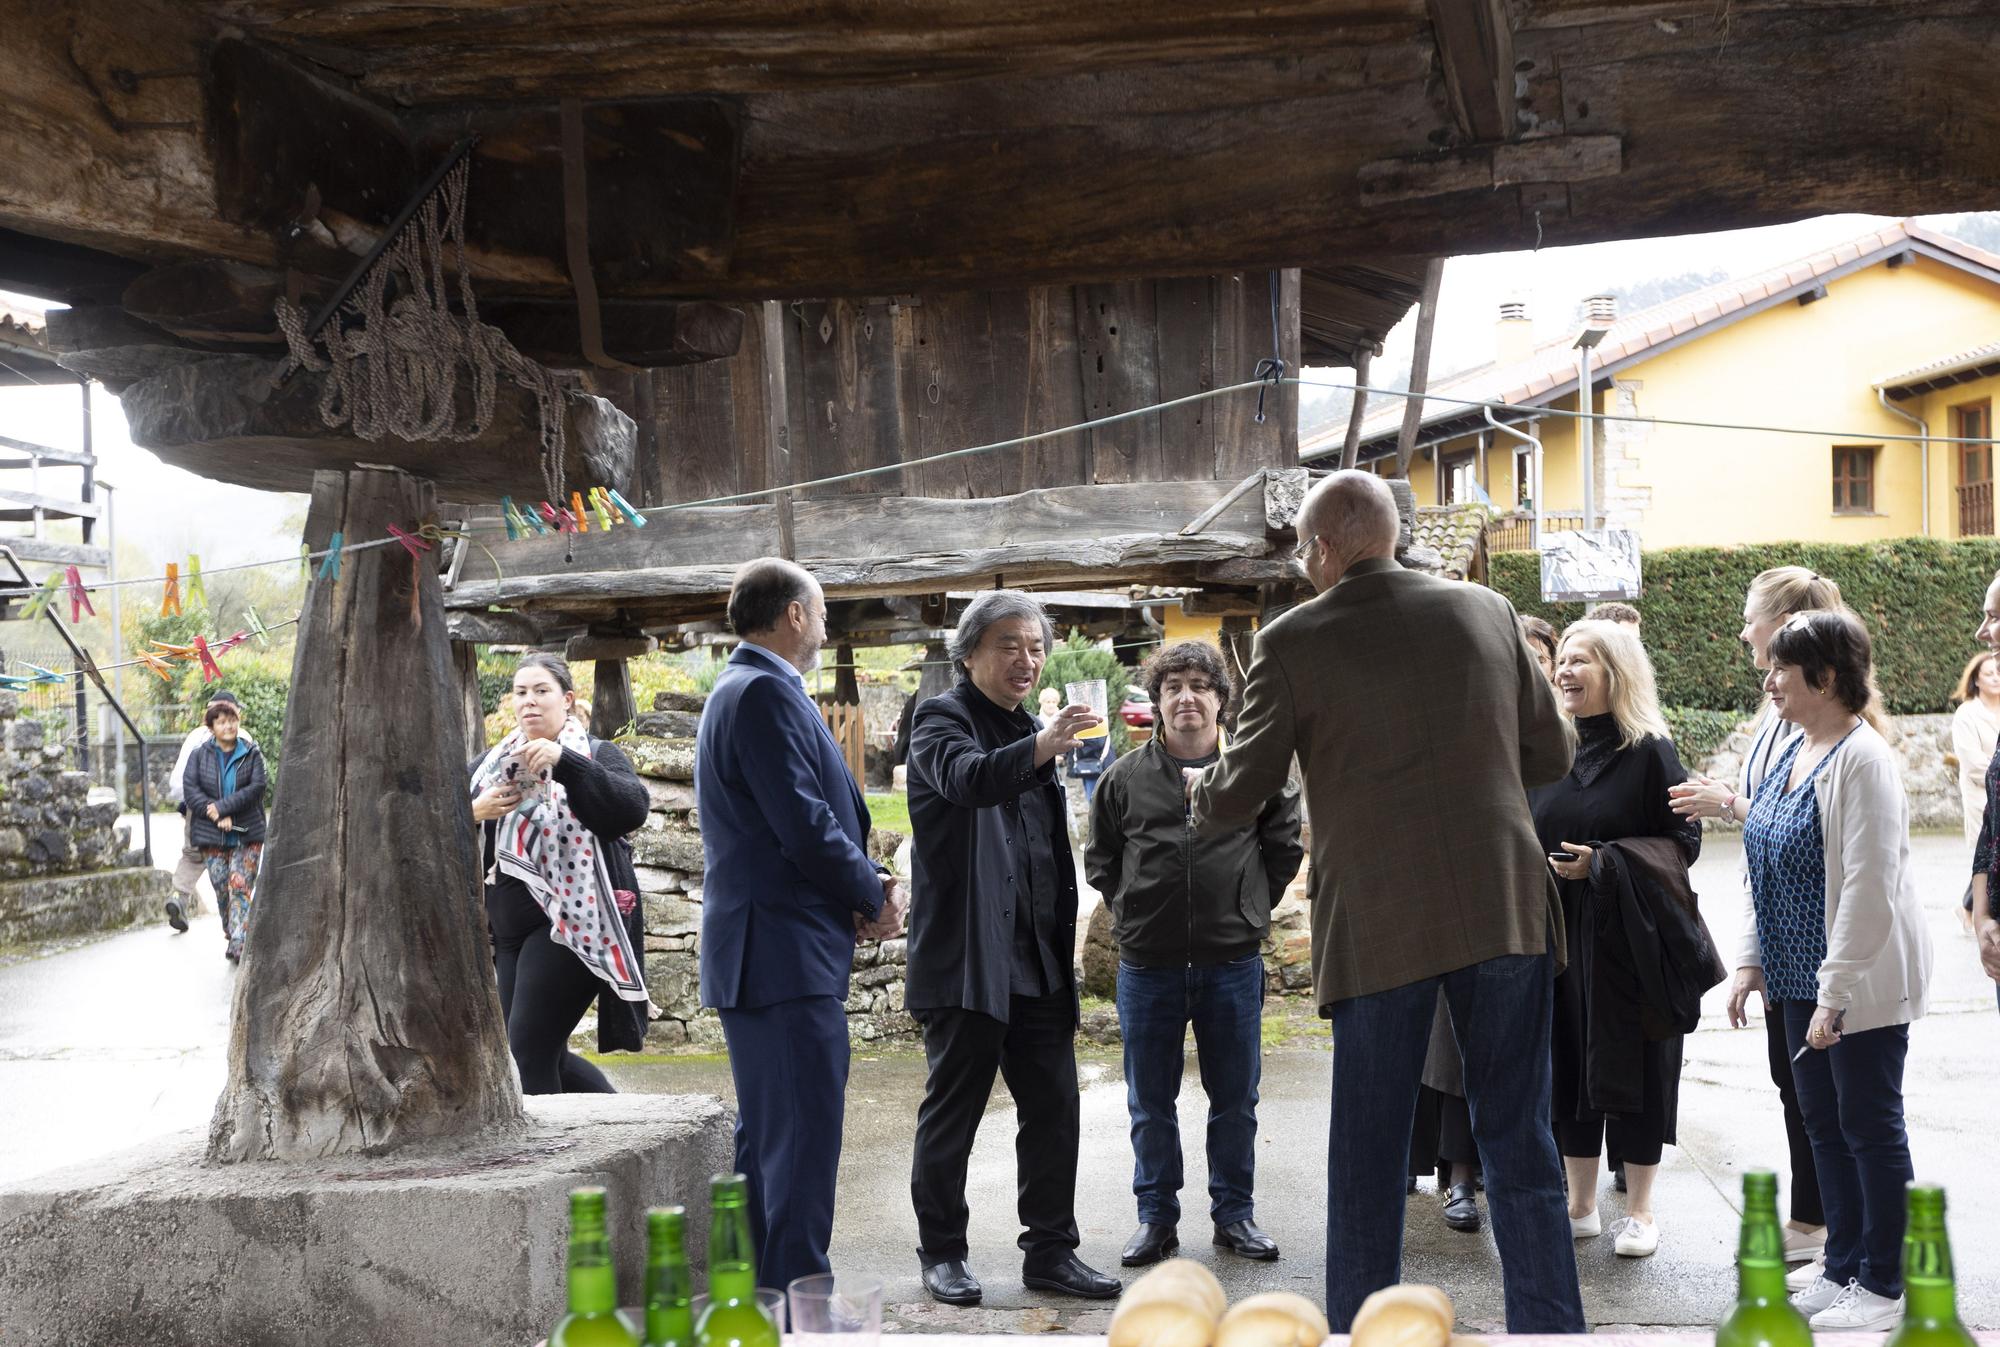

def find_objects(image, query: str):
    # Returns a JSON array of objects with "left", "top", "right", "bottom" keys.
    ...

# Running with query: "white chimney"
[
  {"left": 1583, "top": 294, "right": 1618, "bottom": 324},
  {"left": 1496, "top": 298, "right": 1534, "bottom": 365}
]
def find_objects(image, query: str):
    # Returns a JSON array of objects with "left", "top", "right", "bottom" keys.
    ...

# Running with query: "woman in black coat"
[
  {"left": 468, "top": 654, "right": 652, "bottom": 1094},
  {"left": 1533, "top": 621, "right": 1699, "bottom": 1261},
  {"left": 181, "top": 698, "right": 268, "bottom": 963}
]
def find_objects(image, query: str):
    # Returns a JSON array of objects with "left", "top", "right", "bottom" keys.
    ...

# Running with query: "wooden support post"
[
  {"left": 761, "top": 301, "right": 796, "bottom": 558},
  {"left": 209, "top": 468, "right": 523, "bottom": 1162},
  {"left": 1393, "top": 259, "right": 1447, "bottom": 480},
  {"left": 452, "top": 641, "right": 487, "bottom": 757},
  {"left": 833, "top": 639, "right": 860, "bottom": 706},
  {"left": 593, "top": 658, "right": 637, "bottom": 738},
  {"left": 1340, "top": 347, "right": 1373, "bottom": 471}
]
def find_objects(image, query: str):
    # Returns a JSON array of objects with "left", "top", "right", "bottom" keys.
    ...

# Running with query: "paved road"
[{"left": 2, "top": 830, "right": 1994, "bottom": 1330}]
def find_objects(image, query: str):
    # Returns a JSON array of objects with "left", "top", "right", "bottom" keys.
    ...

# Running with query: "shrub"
[
  {"left": 1036, "top": 631, "right": 1134, "bottom": 751},
  {"left": 1490, "top": 538, "right": 2000, "bottom": 715},
  {"left": 1662, "top": 706, "right": 1747, "bottom": 765}
]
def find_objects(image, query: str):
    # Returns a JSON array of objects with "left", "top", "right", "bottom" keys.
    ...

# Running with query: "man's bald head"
[
  {"left": 1299, "top": 470, "right": 1400, "bottom": 576},
  {"left": 727, "top": 556, "right": 819, "bottom": 635}
]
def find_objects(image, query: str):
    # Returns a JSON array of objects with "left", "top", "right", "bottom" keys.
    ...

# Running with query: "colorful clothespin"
[
  {"left": 589, "top": 487, "right": 615, "bottom": 532},
  {"left": 386, "top": 523, "right": 432, "bottom": 558},
  {"left": 244, "top": 606, "right": 271, "bottom": 647},
  {"left": 569, "top": 491, "right": 590, "bottom": 533},
  {"left": 540, "top": 501, "right": 573, "bottom": 533},
  {"left": 22, "top": 663, "right": 65, "bottom": 688},
  {"left": 19, "top": 573, "right": 60, "bottom": 621},
  {"left": 150, "top": 639, "right": 195, "bottom": 659},
  {"left": 136, "top": 650, "right": 174, "bottom": 681},
  {"left": 301, "top": 543, "right": 312, "bottom": 584},
  {"left": 160, "top": 562, "right": 183, "bottom": 618},
  {"left": 606, "top": 488, "right": 648, "bottom": 527},
  {"left": 519, "top": 502, "right": 550, "bottom": 536},
  {"left": 193, "top": 635, "right": 222, "bottom": 683},
  {"left": 500, "top": 496, "right": 525, "bottom": 542},
  {"left": 64, "top": 566, "right": 94, "bottom": 623},
  {"left": 184, "top": 555, "right": 206, "bottom": 611},
  {"left": 318, "top": 532, "right": 344, "bottom": 582}
]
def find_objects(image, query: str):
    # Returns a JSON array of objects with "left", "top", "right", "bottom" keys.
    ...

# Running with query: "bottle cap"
[
  {"left": 709, "top": 1173, "right": 750, "bottom": 1205},
  {"left": 1906, "top": 1183, "right": 1946, "bottom": 1215},
  {"left": 648, "top": 1205, "right": 687, "bottom": 1236}
]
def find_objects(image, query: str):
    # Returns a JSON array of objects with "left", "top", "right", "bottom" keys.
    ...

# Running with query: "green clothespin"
[
  {"left": 184, "top": 555, "right": 206, "bottom": 611},
  {"left": 244, "top": 606, "right": 271, "bottom": 647},
  {"left": 18, "top": 573, "right": 60, "bottom": 621},
  {"left": 301, "top": 543, "right": 311, "bottom": 584}
]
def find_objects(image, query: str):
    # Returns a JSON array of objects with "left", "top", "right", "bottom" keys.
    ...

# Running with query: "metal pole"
[
  {"left": 1576, "top": 346, "right": 1595, "bottom": 531},
  {"left": 104, "top": 482, "right": 127, "bottom": 811}
]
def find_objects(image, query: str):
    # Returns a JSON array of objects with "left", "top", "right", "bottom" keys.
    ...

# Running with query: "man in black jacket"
[
  {"left": 905, "top": 590, "right": 1121, "bottom": 1306},
  {"left": 1085, "top": 640, "right": 1303, "bottom": 1267}
]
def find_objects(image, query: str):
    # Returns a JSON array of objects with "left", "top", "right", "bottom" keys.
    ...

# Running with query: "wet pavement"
[{"left": 2, "top": 829, "right": 1994, "bottom": 1330}]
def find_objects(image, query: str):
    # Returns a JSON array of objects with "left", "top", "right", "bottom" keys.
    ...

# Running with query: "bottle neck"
[
  {"left": 708, "top": 1203, "right": 759, "bottom": 1300},
  {"left": 1903, "top": 1227, "right": 1961, "bottom": 1323},
  {"left": 1737, "top": 1198, "right": 1791, "bottom": 1302},
  {"left": 568, "top": 1217, "right": 619, "bottom": 1315}
]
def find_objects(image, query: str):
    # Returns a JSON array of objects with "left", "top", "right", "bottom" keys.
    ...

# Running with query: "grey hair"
[
  {"left": 1304, "top": 469, "right": 1399, "bottom": 559},
  {"left": 948, "top": 590, "right": 1057, "bottom": 675}
]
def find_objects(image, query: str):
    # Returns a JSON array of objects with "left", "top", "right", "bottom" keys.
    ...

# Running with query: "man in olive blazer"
[{"left": 1188, "top": 471, "right": 1584, "bottom": 1334}]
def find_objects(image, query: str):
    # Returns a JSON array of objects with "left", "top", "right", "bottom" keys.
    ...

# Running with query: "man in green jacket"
[{"left": 1085, "top": 640, "right": 1303, "bottom": 1269}]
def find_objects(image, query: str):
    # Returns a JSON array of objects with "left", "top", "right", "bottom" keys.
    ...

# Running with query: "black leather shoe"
[
  {"left": 165, "top": 899, "right": 188, "bottom": 933},
  {"left": 1022, "top": 1254, "right": 1121, "bottom": 1299},
  {"left": 919, "top": 1253, "right": 982, "bottom": 1306},
  {"left": 1212, "top": 1219, "right": 1280, "bottom": 1261},
  {"left": 1121, "top": 1223, "right": 1179, "bottom": 1266},
  {"left": 1442, "top": 1182, "right": 1481, "bottom": 1233}
]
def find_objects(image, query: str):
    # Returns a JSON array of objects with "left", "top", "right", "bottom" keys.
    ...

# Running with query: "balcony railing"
[
  {"left": 1485, "top": 510, "right": 1586, "bottom": 554},
  {"left": 1959, "top": 479, "right": 1994, "bottom": 537}
]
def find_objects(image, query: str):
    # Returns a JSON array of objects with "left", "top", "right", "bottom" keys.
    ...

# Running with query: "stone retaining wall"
[
  {"left": 1694, "top": 711, "right": 1959, "bottom": 832},
  {"left": 0, "top": 692, "right": 170, "bottom": 942}
]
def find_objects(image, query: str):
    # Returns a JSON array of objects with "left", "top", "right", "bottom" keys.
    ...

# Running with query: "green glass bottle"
[
  {"left": 1886, "top": 1185, "right": 1976, "bottom": 1347},
  {"left": 551, "top": 1186, "right": 640, "bottom": 1347},
  {"left": 694, "top": 1174, "right": 780, "bottom": 1347},
  {"left": 643, "top": 1206, "right": 696, "bottom": 1347},
  {"left": 1715, "top": 1170, "right": 1813, "bottom": 1347}
]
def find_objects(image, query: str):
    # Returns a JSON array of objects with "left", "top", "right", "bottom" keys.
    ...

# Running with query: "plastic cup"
[
  {"left": 1064, "top": 678, "right": 1109, "bottom": 739},
  {"left": 788, "top": 1273, "right": 883, "bottom": 1347}
]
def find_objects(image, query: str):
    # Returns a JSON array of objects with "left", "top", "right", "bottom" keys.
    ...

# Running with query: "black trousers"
[
  {"left": 489, "top": 883, "right": 614, "bottom": 1096},
  {"left": 911, "top": 989, "right": 1081, "bottom": 1269},
  {"left": 1767, "top": 998, "right": 1826, "bottom": 1226}
]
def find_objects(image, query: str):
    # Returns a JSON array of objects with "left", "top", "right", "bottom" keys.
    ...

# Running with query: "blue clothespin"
[
  {"left": 606, "top": 488, "right": 648, "bottom": 527},
  {"left": 500, "top": 496, "right": 524, "bottom": 542},
  {"left": 318, "top": 532, "right": 344, "bottom": 582},
  {"left": 22, "top": 663, "right": 65, "bottom": 687}
]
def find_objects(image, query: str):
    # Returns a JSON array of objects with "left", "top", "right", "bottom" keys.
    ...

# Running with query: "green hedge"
[
  {"left": 1490, "top": 538, "right": 2000, "bottom": 715},
  {"left": 1662, "top": 706, "right": 1746, "bottom": 764}
]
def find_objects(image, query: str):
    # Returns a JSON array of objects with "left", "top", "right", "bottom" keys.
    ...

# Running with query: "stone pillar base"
[{"left": 0, "top": 1093, "right": 732, "bottom": 1347}]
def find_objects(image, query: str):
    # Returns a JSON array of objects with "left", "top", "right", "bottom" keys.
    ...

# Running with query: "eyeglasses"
[{"left": 1292, "top": 533, "right": 1319, "bottom": 561}]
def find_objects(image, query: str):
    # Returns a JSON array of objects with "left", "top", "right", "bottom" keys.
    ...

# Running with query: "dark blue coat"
[
  {"left": 696, "top": 644, "right": 884, "bottom": 1010},
  {"left": 182, "top": 738, "right": 268, "bottom": 847}
]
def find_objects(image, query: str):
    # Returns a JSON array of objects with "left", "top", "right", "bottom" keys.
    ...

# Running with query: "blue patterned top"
[{"left": 1741, "top": 730, "right": 1854, "bottom": 1002}]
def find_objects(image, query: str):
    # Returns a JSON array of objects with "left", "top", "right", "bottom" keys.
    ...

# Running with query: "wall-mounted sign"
[{"left": 1539, "top": 529, "right": 1641, "bottom": 602}]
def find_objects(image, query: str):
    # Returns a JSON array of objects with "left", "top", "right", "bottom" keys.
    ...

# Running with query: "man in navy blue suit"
[{"left": 697, "top": 557, "right": 904, "bottom": 1293}]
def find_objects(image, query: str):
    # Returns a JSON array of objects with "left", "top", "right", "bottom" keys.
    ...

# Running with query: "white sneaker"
[
  {"left": 1783, "top": 1224, "right": 1828, "bottom": 1264},
  {"left": 1570, "top": 1208, "right": 1601, "bottom": 1238},
  {"left": 1786, "top": 1258, "right": 1825, "bottom": 1293},
  {"left": 1614, "top": 1216, "right": 1659, "bottom": 1257},
  {"left": 1791, "top": 1274, "right": 1846, "bottom": 1315},
  {"left": 1808, "top": 1281, "right": 1903, "bottom": 1331}
]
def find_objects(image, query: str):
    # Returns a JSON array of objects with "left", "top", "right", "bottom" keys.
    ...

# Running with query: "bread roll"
[
  {"left": 1214, "top": 1291, "right": 1332, "bottom": 1347},
  {"left": 1108, "top": 1259, "right": 1227, "bottom": 1347},
  {"left": 1348, "top": 1285, "right": 1454, "bottom": 1347}
]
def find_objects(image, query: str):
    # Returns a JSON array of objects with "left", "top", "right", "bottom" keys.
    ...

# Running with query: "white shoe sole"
[
  {"left": 1614, "top": 1223, "right": 1659, "bottom": 1257},
  {"left": 1570, "top": 1210, "right": 1601, "bottom": 1238}
]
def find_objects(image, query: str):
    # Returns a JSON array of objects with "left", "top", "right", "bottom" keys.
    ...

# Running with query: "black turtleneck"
[{"left": 1570, "top": 712, "right": 1623, "bottom": 789}]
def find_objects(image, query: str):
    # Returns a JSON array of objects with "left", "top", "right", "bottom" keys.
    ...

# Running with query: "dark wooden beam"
[
  {"left": 1427, "top": 0, "right": 1517, "bottom": 144},
  {"left": 476, "top": 299, "right": 744, "bottom": 368},
  {"left": 1393, "top": 259, "right": 1446, "bottom": 479}
]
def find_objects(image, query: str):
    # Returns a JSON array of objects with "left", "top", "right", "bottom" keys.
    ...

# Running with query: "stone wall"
[
  {"left": 1693, "top": 711, "right": 1959, "bottom": 832},
  {"left": 625, "top": 692, "right": 915, "bottom": 1050},
  {"left": 0, "top": 693, "right": 171, "bottom": 942}
]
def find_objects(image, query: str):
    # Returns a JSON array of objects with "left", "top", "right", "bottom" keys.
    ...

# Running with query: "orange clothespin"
[
  {"left": 193, "top": 635, "right": 223, "bottom": 683},
  {"left": 136, "top": 650, "right": 175, "bottom": 681},
  {"left": 160, "top": 562, "right": 183, "bottom": 617},
  {"left": 65, "top": 567, "right": 94, "bottom": 622},
  {"left": 570, "top": 490, "right": 590, "bottom": 533},
  {"left": 150, "top": 639, "right": 195, "bottom": 661}
]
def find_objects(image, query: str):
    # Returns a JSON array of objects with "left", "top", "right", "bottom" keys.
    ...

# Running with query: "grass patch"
[{"left": 866, "top": 790, "right": 912, "bottom": 835}]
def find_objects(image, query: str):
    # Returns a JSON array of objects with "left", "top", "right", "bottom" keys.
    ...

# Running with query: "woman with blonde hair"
[
  {"left": 1532, "top": 620, "right": 1702, "bottom": 1259},
  {"left": 1669, "top": 565, "right": 1844, "bottom": 1275},
  {"left": 1950, "top": 651, "right": 2000, "bottom": 846}
]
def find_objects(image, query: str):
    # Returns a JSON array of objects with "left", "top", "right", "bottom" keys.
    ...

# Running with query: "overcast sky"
[{"left": 0, "top": 210, "right": 1978, "bottom": 578}]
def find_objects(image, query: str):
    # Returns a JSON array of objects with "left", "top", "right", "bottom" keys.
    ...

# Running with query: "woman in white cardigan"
[{"left": 1737, "top": 609, "right": 1931, "bottom": 1333}]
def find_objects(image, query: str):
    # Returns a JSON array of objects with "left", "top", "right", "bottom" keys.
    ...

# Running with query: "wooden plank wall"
[{"left": 651, "top": 270, "right": 1299, "bottom": 506}]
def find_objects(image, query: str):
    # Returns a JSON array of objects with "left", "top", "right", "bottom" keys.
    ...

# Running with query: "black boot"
[{"left": 1120, "top": 1223, "right": 1178, "bottom": 1266}]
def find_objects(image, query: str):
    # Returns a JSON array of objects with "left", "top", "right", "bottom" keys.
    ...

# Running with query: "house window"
[
  {"left": 1442, "top": 450, "right": 1477, "bottom": 505},
  {"left": 1513, "top": 446, "right": 1535, "bottom": 507},
  {"left": 1956, "top": 401, "right": 1992, "bottom": 486},
  {"left": 1832, "top": 445, "right": 1878, "bottom": 514}
]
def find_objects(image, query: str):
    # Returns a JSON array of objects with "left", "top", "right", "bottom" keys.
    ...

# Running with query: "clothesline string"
[{"left": 10, "top": 373, "right": 2000, "bottom": 597}]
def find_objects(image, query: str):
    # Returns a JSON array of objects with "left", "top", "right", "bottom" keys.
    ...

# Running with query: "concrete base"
[
  {"left": 0, "top": 864, "right": 171, "bottom": 943},
  {"left": 0, "top": 1092, "right": 732, "bottom": 1347}
]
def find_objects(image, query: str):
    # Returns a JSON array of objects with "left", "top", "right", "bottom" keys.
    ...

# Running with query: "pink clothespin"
[
  {"left": 193, "top": 635, "right": 223, "bottom": 683},
  {"left": 387, "top": 523, "right": 432, "bottom": 558},
  {"left": 65, "top": 567, "right": 94, "bottom": 622}
]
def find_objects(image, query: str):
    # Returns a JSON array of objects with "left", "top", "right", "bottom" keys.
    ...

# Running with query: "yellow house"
[{"left": 1302, "top": 221, "right": 2000, "bottom": 547}]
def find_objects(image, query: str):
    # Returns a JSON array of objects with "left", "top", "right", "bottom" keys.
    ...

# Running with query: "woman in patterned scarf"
[{"left": 470, "top": 653, "right": 652, "bottom": 1094}]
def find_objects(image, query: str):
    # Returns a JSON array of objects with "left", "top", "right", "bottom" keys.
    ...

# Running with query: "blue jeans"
[
  {"left": 1116, "top": 954, "right": 1264, "bottom": 1226},
  {"left": 1327, "top": 952, "right": 1584, "bottom": 1333},
  {"left": 1781, "top": 1002, "right": 1912, "bottom": 1300}
]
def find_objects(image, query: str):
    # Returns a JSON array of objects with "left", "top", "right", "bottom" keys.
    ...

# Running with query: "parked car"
[{"left": 1119, "top": 688, "right": 1153, "bottom": 728}]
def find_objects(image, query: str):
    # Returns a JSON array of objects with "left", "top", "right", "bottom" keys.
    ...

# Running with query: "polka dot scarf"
[{"left": 472, "top": 717, "right": 648, "bottom": 1002}]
